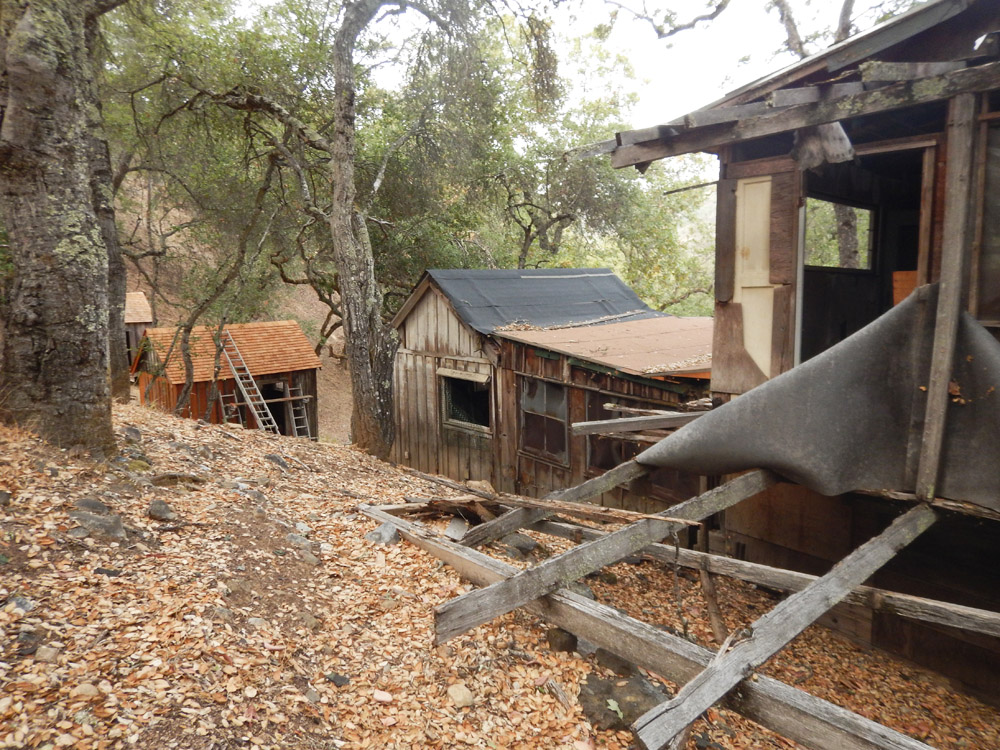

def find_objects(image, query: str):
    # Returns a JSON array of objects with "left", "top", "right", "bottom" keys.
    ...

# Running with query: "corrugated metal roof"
[
  {"left": 497, "top": 316, "right": 713, "bottom": 378},
  {"left": 425, "top": 268, "right": 663, "bottom": 334},
  {"left": 142, "top": 321, "right": 321, "bottom": 385},
  {"left": 125, "top": 292, "right": 153, "bottom": 324}
]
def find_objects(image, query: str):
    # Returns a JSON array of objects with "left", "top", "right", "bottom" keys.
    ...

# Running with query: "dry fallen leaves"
[{"left": 0, "top": 401, "right": 996, "bottom": 750}]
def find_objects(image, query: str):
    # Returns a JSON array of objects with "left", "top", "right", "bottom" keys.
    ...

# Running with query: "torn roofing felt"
[
  {"left": 636, "top": 284, "right": 1000, "bottom": 512},
  {"left": 426, "top": 268, "right": 663, "bottom": 335}
]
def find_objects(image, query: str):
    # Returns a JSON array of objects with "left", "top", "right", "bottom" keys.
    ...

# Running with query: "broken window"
[
  {"left": 441, "top": 375, "right": 491, "bottom": 430},
  {"left": 804, "top": 197, "right": 873, "bottom": 269},
  {"left": 520, "top": 378, "right": 567, "bottom": 462}
]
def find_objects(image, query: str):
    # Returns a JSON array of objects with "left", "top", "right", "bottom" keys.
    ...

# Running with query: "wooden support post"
[
  {"left": 360, "top": 505, "right": 935, "bottom": 750},
  {"left": 916, "top": 94, "right": 977, "bottom": 501},
  {"left": 633, "top": 504, "right": 937, "bottom": 750},
  {"left": 434, "top": 470, "right": 778, "bottom": 644},
  {"left": 546, "top": 458, "right": 649, "bottom": 503}
]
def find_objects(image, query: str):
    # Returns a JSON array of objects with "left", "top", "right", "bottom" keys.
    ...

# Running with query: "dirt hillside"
[{"left": 1, "top": 404, "right": 998, "bottom": 750}]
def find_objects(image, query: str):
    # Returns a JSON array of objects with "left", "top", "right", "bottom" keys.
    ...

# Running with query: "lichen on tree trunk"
[{"left": 0, "top": 0, "right": 125, "bottom": 453}]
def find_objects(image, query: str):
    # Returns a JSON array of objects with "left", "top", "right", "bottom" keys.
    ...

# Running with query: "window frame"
[
  {"left": 518, "top": 376, "right": 569, "bottom": 466},
  {"left": 439, "top": 368, "right": 492, "bottom": 435}
]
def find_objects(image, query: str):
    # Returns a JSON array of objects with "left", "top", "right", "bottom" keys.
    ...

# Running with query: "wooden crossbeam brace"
[
  {"left": 459, "top": 459, "right": 650, "bottom": 548},
  {"left": 434, "top": 470, "right": 778, "bottom": 644},
  {"left": 528, "top": 517, "right": 1000, "bottom": 639},
  {"left": 570, "top": 412, "right": 702, "bottom": 436},
  {"left": 360, "top": 505, "right": 935, "bottom": 750},
  {"left": 633, "top": 504, "right": 938, "bottom": 750}
]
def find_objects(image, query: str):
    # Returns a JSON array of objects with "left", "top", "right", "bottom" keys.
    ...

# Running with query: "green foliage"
[{"left": 804, "top": 198, "right": 871, "bottom": 269}]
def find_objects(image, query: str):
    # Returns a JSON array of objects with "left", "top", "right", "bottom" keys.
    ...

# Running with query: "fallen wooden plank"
[
  {"left": 633, "top": 504, "right": 938, "bottom": 750},
  {"left": 570, "top": 412, "right": 702, "bottom": 436},
  {"left": 611, "top": 60, "right": 1000, "bottom": 168},
  {"left": 359, "top": 504, "right": 935, "bottom": 750},
  {"left": 434, "top": 470, "right": 778, "bottom": 644},
  {"left": 464, "top": 458, "right": 652, "bottom": 547},
  {"left": 527, "top": 517, "right": 1000, "bottom": 639}
]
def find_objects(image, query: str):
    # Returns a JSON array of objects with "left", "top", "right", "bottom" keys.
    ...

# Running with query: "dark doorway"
[
  {"left": 260, "top": 382, "right": 289, "bottom": 435},
  {"left": 800, "top": 147, "right": 926, "bottom": 361}
]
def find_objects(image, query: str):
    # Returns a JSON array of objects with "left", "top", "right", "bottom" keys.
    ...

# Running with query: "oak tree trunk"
[
  {"left": 330, "top": 0, "right": 399, "bottom": 459},
  {"left": 0, "top": 0, "right": 125, "bottom": 453}
]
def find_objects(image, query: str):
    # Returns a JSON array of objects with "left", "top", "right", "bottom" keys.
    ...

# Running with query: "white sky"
[{"left": 555, "top": 0, "right": 899, "bottom": 129}]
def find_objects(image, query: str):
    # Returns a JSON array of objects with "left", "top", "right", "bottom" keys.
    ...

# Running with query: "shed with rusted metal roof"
[
  {"left": 391, "top": 268, "right": 712, "bottom": 512},
  {"left": 134, "top": 320, "right": 321, "bottom": 438}
]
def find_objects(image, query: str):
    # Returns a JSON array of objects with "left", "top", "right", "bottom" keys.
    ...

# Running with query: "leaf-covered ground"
[{"left": 1, "top": 403, "right": 997, "bottom": 749}]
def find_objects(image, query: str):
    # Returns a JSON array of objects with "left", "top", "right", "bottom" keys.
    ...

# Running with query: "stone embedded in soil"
[
  {"left": 75, "top": 497, "right": 111, "bottom": 514},
  {"left": 0, "top": 490, "right": 11, "bottom": 507},
  {"left": 577, "top": 673, "right": 667, "bottom": 731},
  {"left": 298, "top": 611, "right": 322, "bottom": 631},
  {"left": 34, "top": 645, "right": 61, "bottom": 664},
  {"left": 286, "top": 533, "right": 311, "bottom": 549},
  {"left": 447, "top": 683, "right": 475, "bottom": 708},
  {"left": 67, "top": 511, "right": 126, "bottom": 541},
  {"left": 70, "top": 683, "right": 101, "bottom": 700},
  {"left": 265, "top": 453, "right": 290, "bottom": 470},
  {"left": 147, "top": 499, "right": 177, "bottom": 521},
  {"left": 545, "top": 627, "right": 578, "bottom": 654},
  {"left": 365, "top": 523, "right": 400, "bottom": 546},
  {"left": 325, "top": 673, "right": 350, "bottom": 687},
  {"left": 300, "top": 551, "right": 321, "bottom": 566},
  {"left": 305, "top": 688, "right": 320, "bottom": 703},
  {"left": 247, "top": 617, "right": 268, "bottom": 629}
]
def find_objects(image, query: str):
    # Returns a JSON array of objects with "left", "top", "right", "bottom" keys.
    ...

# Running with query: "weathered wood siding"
[
  {"left": 502, "top": 339, "right": 707, "bottom": 514},
  {"left": 392, "top": 287, "right": 495, "bottom": 486}
]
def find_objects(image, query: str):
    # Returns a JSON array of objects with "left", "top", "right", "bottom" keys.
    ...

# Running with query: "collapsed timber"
[{"left": 362, "top": 461, "right": 1000, "bottom": 750}]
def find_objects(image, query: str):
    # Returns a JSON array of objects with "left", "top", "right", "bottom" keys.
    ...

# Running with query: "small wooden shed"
[
  {"left": 391, "top": 268, "right": 712, "bottom": 512},
  {"left": 601, "top": 0, "right": 1000, "bottom": 701},
  {"left": 124, "top": 292, "right": 153, "bottom": 364},
  {"left": 134, "top": 320, "right": 321, "bottom": 437}
]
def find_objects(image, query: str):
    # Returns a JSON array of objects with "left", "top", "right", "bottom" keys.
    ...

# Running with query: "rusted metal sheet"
[{"left": 497, "top": 316, "right": 713, "bottom": 378}]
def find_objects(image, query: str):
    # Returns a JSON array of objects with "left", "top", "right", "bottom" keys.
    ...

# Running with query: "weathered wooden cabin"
[
  {"left": 391, "top": 268, "right": 712, "bottom": 512},
  {"left": 124, "top": 292, "right": 153, "bottom": 364},
  {"left": 601, "top": 0, "right": 1000, "bottom": 702},
  {"left": 134, "top": 320, "right": 321, "bottom": 438}
]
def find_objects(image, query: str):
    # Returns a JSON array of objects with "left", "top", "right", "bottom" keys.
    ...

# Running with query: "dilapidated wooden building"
[
  {"left": 391, "top": 269, "right": 712, "bottom": 512},
  {"left": 134, "top": 320, "right": 321, "bottom": 439},
  {"left": 593, "top": 0, "right": 1000, "bottom": 703},
  {"left": 124, "top": 292, "right": 153, "bottom": 364}
]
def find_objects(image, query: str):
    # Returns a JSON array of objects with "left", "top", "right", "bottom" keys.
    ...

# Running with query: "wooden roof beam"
[{"left": 611, "top": 59, "right": 1000, "bottom": 168}]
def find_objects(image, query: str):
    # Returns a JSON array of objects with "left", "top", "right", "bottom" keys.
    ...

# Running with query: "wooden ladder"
[
  {"left": 288, "top": 385, "right": 313, "bottom": 440},
  {"left": 220, "top": 330, "right": 280, "bottom": 435}
]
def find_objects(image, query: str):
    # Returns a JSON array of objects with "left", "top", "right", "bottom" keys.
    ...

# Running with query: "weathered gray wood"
[
  {"left": 611, "top": 61, "right": 1000, "bottom": 168},
  {"left": 530, "top": 517, "right": 1000, "bottom": 638},
  {"left": 633, "top": 504, "right": 938, "bottom": 750},
  {"left": 564, "top": 138, "right": 619, "bottom": 160},
  {"left": 860, "top": 60, "right": 965, "bottom": 82},
  {"left": 460, "top": 460, "right": 648, "bottom": 548},
  {"left": 545, "top": 458, "right": 649, "bottom": 503},
  {"left": 434, "top": 470, "right": 778, "bottom": 644},
  {"left": 767, "top": 82, "right": 865, "bottom": 107},
  {"left": 682, "top": 101, "right": 772, "bottom": 129},
  {"left": 570, "top": 412, "right": 702, "bottom": 436},
  {"left": 916, "top": 94, "right": 977, "bottom": 501},
  {"left": 460, "top": 507, "right": 547, "bottom": 548},
  {"left": 359, "top": 504, "right": 935, "bottom": 750}
]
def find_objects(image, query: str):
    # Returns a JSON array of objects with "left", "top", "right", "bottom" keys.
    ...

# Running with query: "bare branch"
[{"left": 606, "top": 0, "right": 732, "bottom": 41}]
